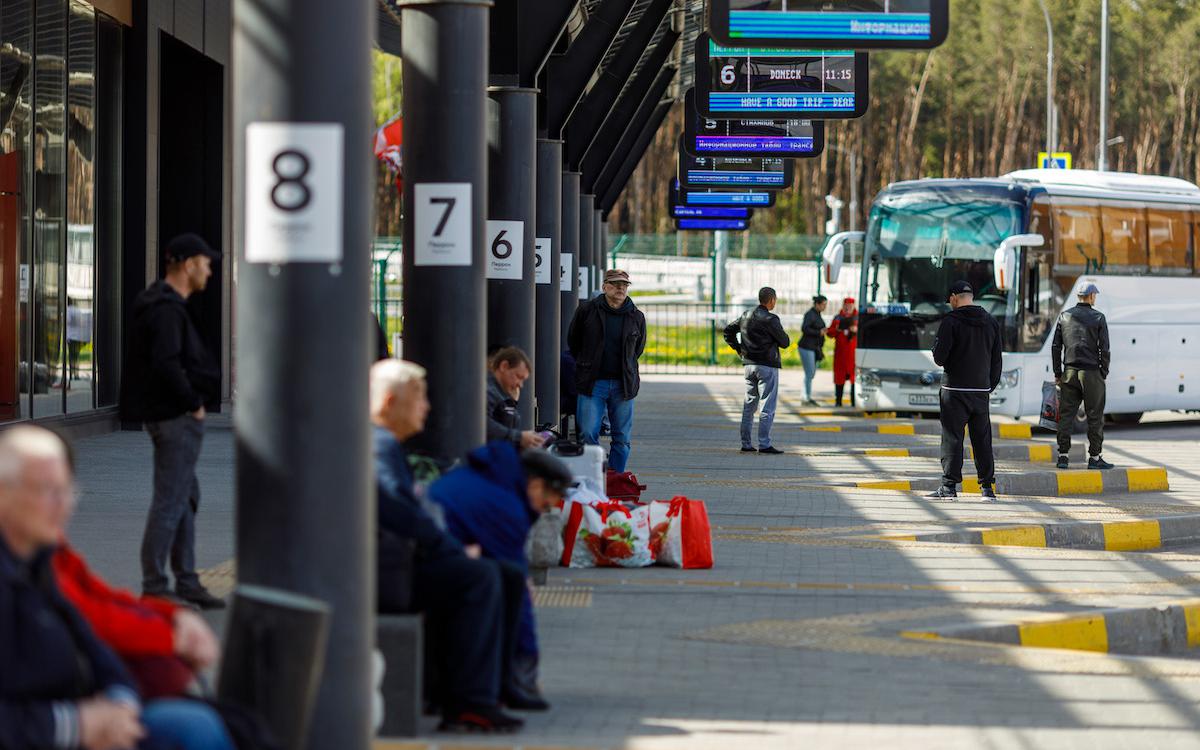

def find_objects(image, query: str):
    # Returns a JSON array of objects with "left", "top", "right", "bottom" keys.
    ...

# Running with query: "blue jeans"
[
  {"left": 142, "top": 415, "right": 205, "bottom": 596},
  {"left": 799, "top": 348, "right": 818, "bottom": 400},
  {"left": 741, "top": 365, "right": 780, "bottom": 449},
  {"left": 577, "top": 379, "right": 635, "bottom": 472},
  {"left": 141, "top": 699, "right": 235, "bottom": 750}
]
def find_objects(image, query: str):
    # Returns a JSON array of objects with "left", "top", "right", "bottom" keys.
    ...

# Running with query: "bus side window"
[
  {"left": 1147, "top": 206, "right": 1190, "bottom": 272},
  {"left": 1101, "top": 204, "right": 1148, "bottom": 268},
  {"left": 1052, "top": 201, "right": 1102, "bottom": 271}
]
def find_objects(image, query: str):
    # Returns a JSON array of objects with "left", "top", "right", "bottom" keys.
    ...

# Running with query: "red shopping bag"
[
  {"left": 606, "top": 470, "right": 647, "bottom": 502},
  {"left": 561, "top": 500, "right": 653, "bottom": 568},
  {"left": 647, "top": 497, "right": 713, "bottom": 569}
]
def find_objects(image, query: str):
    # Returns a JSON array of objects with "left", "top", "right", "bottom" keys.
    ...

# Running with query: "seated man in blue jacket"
[
  {"left": 0, "top": 425, "right": 235, "bottom": 750},
  {"left": 370, "top": 359, "right": 527, "bottom": 732},
  {"left": 428, "top": 443, "right": 571, "bottom": 712}
]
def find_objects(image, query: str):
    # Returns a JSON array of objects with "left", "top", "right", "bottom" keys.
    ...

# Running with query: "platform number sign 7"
[
  {"left": 245, "top": 122, "right": 344, "bottom": 263},
  {"left": 415, "top": 183, "right": 472, "bottom": 266}
]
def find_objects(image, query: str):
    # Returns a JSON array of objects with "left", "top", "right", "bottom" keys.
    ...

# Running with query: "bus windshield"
[{"left": 860, "top": 187, "right": 1023, "bottom": 350}]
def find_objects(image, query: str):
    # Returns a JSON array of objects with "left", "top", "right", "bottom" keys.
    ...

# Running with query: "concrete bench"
[{"left": 377, "top": 614, "right": 423, "bottom": 737}]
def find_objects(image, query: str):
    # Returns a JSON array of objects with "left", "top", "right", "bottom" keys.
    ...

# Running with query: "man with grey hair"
[
  {"left": 370, "top": 359, "right": 525, "bottom": 733},
  {"left": 1052, "top": 282, "right": 1112, "bottom": 470},
  {"left": 0, "top": 426, "right": 236, "bottom": 749}
]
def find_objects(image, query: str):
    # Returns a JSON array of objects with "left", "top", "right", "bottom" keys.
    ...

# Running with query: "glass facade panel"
[
  {"left": 65, "top": 0, "right": 94, "bottom": 412},
  {"left": 0, "top": 1, "right": 33, "bottom": 421},
  {"left": 32, "top": 0, "right": 67, "bottom": 418}
]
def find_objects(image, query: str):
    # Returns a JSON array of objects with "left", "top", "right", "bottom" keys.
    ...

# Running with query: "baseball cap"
[
  {"left": 1077, "top": 282, "right": 1100, "bottom": 296},
  {"left": 948, "top": 280, "right": 973, "bottom": 296},
  {"left": 164, "top": 233, "right": 220, "bottom": 263},
  {"left": 604, "top": 269, "right": 631, "bottom": 285}
]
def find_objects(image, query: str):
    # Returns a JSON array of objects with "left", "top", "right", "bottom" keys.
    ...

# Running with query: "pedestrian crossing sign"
[{"left": 1037, "top": 152, "right": 1072, "bottom": 170}]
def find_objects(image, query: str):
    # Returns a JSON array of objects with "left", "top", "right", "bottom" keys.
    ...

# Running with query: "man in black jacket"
[
  {"left": 370, "top": 359, "right": 528, "bottom": 731},
  {"left": 929, "top": 281, "right": 1003, "bottom": 500},
  {"left": 724, "top": 287, "right": 790, "bottom": 454},
  {"left": 1051, "top": 283, "right": 1113, "bottom": 470},
  {"left": 797, "top": 295, "right": 828, "bottom": 406},
  {"left": 119, "top": 234, "right": 223, "bottom": 609},
  {"left": 567, "top": 269, "right": 646, "bottom": 472}
]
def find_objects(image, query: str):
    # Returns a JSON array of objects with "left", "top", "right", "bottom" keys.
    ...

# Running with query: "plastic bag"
[
  {"left": 647, "top": 497, "right": 714, "bottom": 569},
  {"left": 561, "top": 500, "right": 652, "bottom": 568},
  {"left": 1040, "top": 381, "right": 1059, "bottom": 431}
]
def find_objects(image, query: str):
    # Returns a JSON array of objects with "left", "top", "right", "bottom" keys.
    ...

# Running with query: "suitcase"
[{"left": 548, "top": 441, "right": 606, "bottom": 493}]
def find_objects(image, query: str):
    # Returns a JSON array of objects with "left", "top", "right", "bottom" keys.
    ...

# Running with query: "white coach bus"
[{"left": 822, "top": 169, "right": 1200, "bottom": 423}]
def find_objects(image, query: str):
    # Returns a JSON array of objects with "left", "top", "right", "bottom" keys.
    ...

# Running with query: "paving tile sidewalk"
[{"left": 64, "top": 376, "right": 1200, "bottom": 748}]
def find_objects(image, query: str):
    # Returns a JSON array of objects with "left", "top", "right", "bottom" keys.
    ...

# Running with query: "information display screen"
[
  {"left": 709, "top": 0, "right": 948, "bottom": 50},
  {"left": 678, "top": 137, "right": 793, "bottom": 190},
  {"left": 671, "top": 204, "right": 754, "bottom": 219},
  {"left": 696, "top": 33, "right": 868, "bottom": 119},
  {"left": 672, "top": 179, "right": 777, "bottom": 208},
  {"left": 676, "top": 218, "right": 750, "bottom": 231},
  {"left": 682, "top": 88, "right": 823, "bottom": 158}
]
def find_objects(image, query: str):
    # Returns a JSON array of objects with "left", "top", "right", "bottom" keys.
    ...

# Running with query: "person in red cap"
[{"left": 827, "top": 297, "right": 858, "bottom": 407}]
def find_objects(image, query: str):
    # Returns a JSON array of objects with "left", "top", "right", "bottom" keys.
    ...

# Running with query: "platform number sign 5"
[
  {"left": 414, "top": 183, "right": 473, "bottom": 267},
  {"left": 245, "top": 122, "right": 344, "bottom": 263},
  {"left": 486, "top": 220, "right": 524, "bottom": 280},
  {"left": 535, "top": 238, "right": 552, "bottom": 284}
]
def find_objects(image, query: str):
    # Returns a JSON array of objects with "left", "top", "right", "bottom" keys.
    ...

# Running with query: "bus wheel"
[{"left": 1108, "top": 412, "right": 1143, "bottom": 425}]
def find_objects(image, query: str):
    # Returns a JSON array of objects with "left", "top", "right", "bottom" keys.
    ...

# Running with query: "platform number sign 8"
[
  {"left": 245, "top": 122, "right": 344, "bottom": 264},
  {"left": 414, "top": 183, "right": 472, "bottom": 267},
  {"left": 486, "top": 220, "right": 524, "bottom": 280}
]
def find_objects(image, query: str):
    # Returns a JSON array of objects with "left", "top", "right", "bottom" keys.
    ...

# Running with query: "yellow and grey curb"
[
  {"left": 901, "top": 598, "right": 1200, "bottom": 656},
  {"left": 855, "top": 467, "right": 1169, "bottom": 496},
  {"left": 800, "top": 421, "right": 1032, "bottom": 440},
  {"left": 863, "top": 443, "right": 1070, "bottom": 463},
  {"left": 884, "top": 512, "right": 1200, "bottom": 551}
]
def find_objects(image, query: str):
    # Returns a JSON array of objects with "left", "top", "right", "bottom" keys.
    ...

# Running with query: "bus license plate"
[{"left": 908, "top": 394, "right": 939, "bottom": 406}]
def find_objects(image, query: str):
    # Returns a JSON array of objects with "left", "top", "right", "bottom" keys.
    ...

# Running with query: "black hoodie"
[
  {"left": 931, "top": 304, "right": 1002, "bottom": 391},
  {"left": 119, "top": 280, "right": 220, "bottom": 422}
]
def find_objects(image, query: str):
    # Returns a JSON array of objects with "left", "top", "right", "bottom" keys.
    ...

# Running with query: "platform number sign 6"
[
  {"left": 245, "top": 122, "right": 344, "bottom": 264},
  {"left": 486, "top": 220, "right": 524, "bottom": 280}
]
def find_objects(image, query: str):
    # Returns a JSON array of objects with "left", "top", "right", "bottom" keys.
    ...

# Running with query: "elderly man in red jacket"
[{"left": 827, "top": 297, "right": 858, "bottom": 407}]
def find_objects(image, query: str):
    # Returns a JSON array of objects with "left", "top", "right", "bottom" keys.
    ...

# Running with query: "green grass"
[{"left": 643, "top": 324, "right": 834, "bottom": 368}]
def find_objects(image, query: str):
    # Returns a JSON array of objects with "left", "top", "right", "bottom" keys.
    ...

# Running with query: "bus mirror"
[
  {"left": 823, "top": 231, "right": 864, "bottom": 285},
  {"left": 993, "top": 234, "right": 1044, "bottom": 291}
]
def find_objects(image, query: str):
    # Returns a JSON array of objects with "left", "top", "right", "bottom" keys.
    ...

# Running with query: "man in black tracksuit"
[
  {"left": 929, "top": 280, "right": 1003, "bottom": 500},
  {"left": 1051, "top": 283, "right": 1112, "bottom": 470}
]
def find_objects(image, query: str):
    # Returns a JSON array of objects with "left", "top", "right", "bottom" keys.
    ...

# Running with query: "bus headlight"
[
  {"left": 859, "top": 368, "right": 881, "bottom": 387},
  {"left": 999, "top": 369, "right": 1020, "bottom": 389}
]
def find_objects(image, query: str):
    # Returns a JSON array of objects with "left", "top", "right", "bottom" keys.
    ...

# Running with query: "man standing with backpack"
[{"left": 724, "top": 287, "right": 790, "bottom": 455}]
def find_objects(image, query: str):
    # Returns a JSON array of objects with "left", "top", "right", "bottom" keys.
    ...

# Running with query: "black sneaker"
[
  {"left": 926, "top": 484, "right": 957, "bottom": 499},
  {"left": 1088, "top": 455, "right": 1114, "bottom": 470},
  {"left": 758, "top": 446, "right": 784, "bottom": 455},
  {"left": 439, "top": 705, "right": 525, "bottom": 733},
  {"left": 741, "top": 446, "right": 757, "bottom": 453},
  {"left": 501, "top": 688, "right": 551, "bottom": 712},
  {"left": 1056, "top": 454, "right": 1069, "bottom": 470},
  {"left": 980, "top": 485, "right": 998, "bottom": 501},
  {"left": 176, "top": 588, "right": 226, "bottom": 610}
]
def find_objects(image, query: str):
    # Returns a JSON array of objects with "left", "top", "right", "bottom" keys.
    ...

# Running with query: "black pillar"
[
  {"left": 593, "top": 208, "right": 604, "bottom": 284},
  {"left": 578, "top": 194, "right": 595, "bottom": 300},
  {"left": 400, "top": 0, "right": 489, "bottom": 461},
  {"left": 486, "top": 86, "right": 538, "bottom": 426},
  {"left": 599, "top": 218, "right": 609, "bottom": 273},
  {"left": 232, "top": 0, "right": 373, "bottom": 746},
  {"left": 535, "top": 139, "right": 562, "bottom": 426},
  {"left": 560, "top": 171, "right": 580, "bottom": 349}
]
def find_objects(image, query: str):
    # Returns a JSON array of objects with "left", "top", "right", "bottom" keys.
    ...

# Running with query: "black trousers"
[
  {"left": 379, "top": 553, "right": 504, "bottom": 711},
  {"left": 1057, "top": 367, "right": 1106, "bottom": 457},
  {"left": 939, "top": 389, "right": 995, "bottom": 486},
  {"left": 494, "top": 559, "right": 526, "bottom": 698}
]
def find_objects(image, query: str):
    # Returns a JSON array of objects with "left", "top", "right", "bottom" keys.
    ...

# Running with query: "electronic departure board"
[
  {"left": 676, "top": 218, "right": 750, "bottom": 232},
  {"left": 709, "top": 0, "right": 948, "bottom": 50},
  {"left": 672, "top": 179, "right": 778, "bottom": 208},
  {"left": 695, "top": 33, "right": 868, "bottom": 119},
  {"left": 671, "top": 204, "right": 754, "bottom": 220},
  {"left": 682, "top": 88, "right": 823, "bottom": 159},
  {"left": 678, "top": 137, "right": 794, "bottom": 190}
]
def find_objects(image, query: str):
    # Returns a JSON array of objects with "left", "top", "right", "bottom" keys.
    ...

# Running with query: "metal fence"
[{"left": 640, "top": 301, "right": 834, "bottom": 374}]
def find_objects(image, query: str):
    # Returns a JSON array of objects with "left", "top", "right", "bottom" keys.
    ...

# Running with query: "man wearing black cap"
[
  {"left": 120, "top": 233, "right": 223, "bottom": 608},
  {"left": 929, "top": 281, "right": 1003, "bottom": 500},
  {"left": 1052, "top": 282, "right": 1112, "bottom": 470}
]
